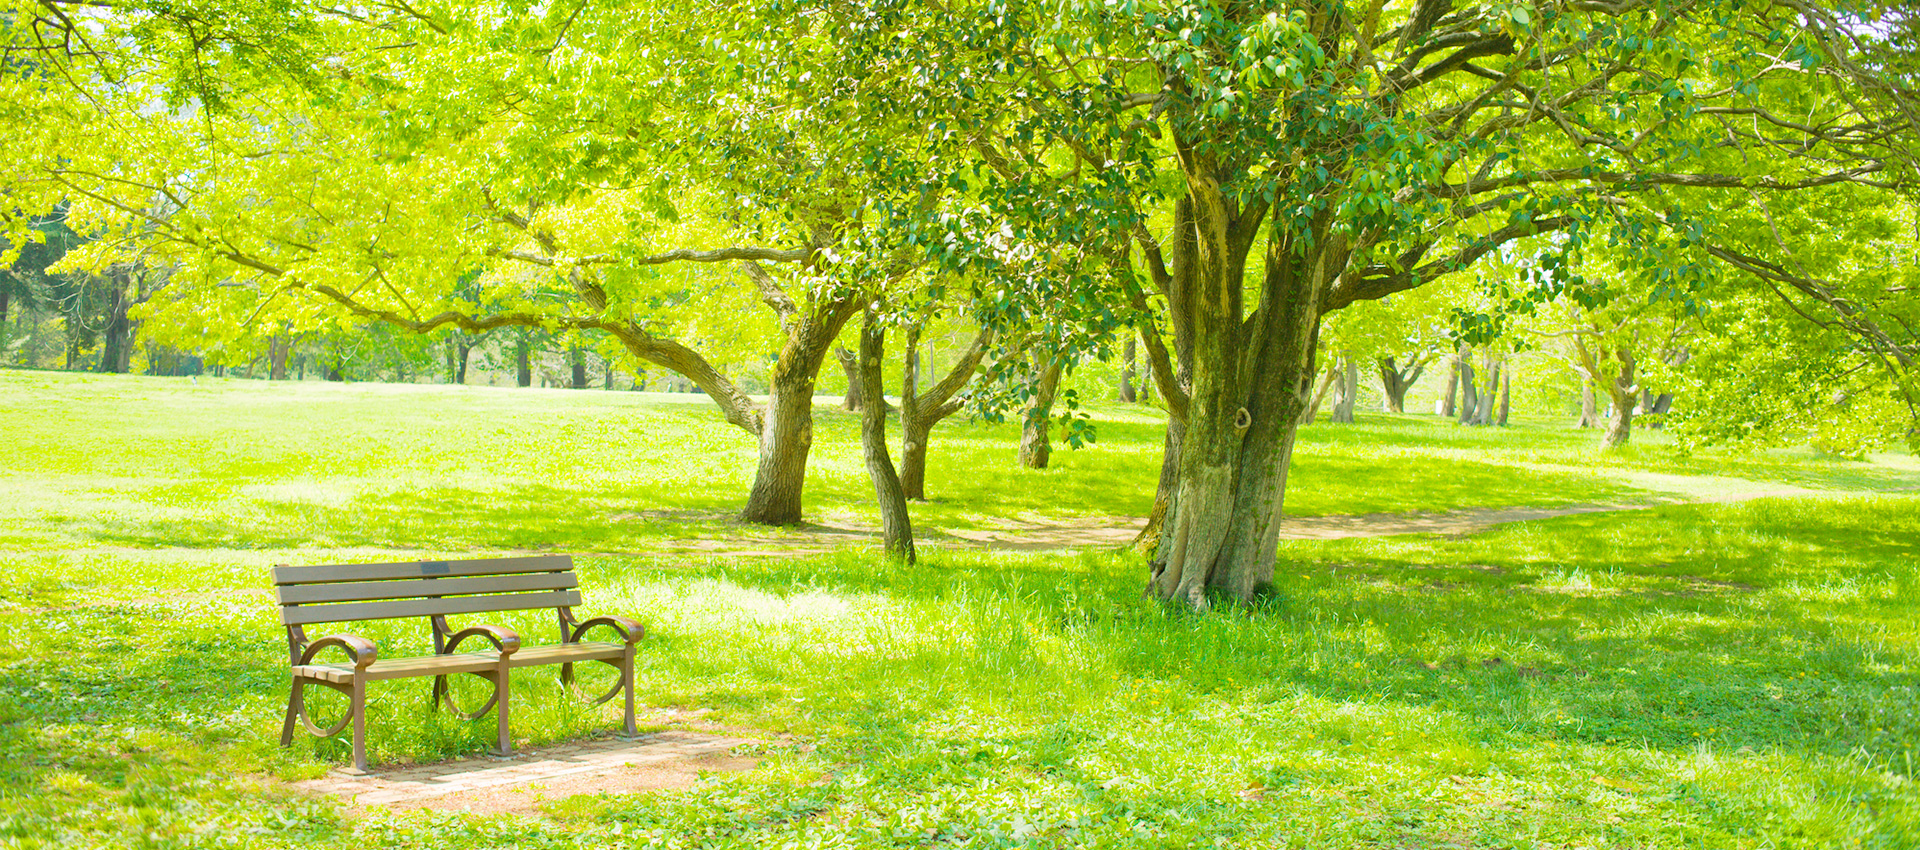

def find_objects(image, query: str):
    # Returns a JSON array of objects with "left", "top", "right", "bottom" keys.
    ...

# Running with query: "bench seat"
[{"left": 273, "top": 555, "right": 642, "bottom": 774}]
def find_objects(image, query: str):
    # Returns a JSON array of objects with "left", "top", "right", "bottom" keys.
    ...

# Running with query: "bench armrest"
[
  {"left": 570, "top": 615, "right": 644, "bottom": 645},
  {"left": 300, "top": 634, "right": 379, "bottom": 668},
  {"left": 445, "top": 624, "right": 522, "bottom": 657}
]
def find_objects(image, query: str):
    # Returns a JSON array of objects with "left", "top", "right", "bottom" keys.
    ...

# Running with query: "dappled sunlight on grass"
[{"left": 2, "top": 372, "right": 1918, "bottom": 846}]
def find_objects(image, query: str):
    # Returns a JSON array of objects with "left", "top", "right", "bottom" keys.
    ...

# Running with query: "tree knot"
[{"left": 1233, "top": 407, "right": 1251, "bottom": 434}]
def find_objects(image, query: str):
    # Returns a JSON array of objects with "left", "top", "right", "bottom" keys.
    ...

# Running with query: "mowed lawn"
[{"left": 1, "top": 371, "right": 1917, "bottom": 848}]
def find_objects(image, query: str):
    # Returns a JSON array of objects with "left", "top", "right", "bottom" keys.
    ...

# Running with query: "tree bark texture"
[
  {"left": 1456, "top": 357, "right": 1478, "bottom": 424},
  {"left": 1143, "top": 180, "right": 1347, "bottom": 608},
  {"left": 836, "top": 346, "right": 862, "bottom": 411},
  {"left": 1119, "top": 337, "right": 1137, "bottom": 402},
  {"left": 514, "top": 338, "right": 533, "bottom": 387},
  {"left": 738, "top": 284, "right": 861, "bottom": 525},
  {"left": 1018, "top": 359, "right": 1065, "bottom": 469},
  {"left": 97, "top": 275, "right": 134, "bottom": 374},
  {"left": 1498, "top": 368, "right": 1511, "bottom": 426},
  {"left": 1602, "top": 349, "right": 1638, "bottom": 448},
  {"left": 1577, "top": 380, "right": 1600, "bottom": 428},
  {"left": 858, "top": 310, "right": 916, "bottom": 563},
  {"left": 1441, "top": 352, "right": 1461, "bottom": 418}
]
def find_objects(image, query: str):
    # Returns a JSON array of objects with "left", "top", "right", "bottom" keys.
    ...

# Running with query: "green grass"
[{"left": 1, "top": 371, "right": 1917, "bottom": 848}]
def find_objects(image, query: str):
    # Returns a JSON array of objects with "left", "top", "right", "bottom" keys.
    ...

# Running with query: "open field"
[{"left": 2, "top": 371, "right": 1917, "bottom": 848}]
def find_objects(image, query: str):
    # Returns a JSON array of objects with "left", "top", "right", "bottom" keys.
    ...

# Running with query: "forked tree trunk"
[
  {"left": 1377, "top": 356, "right": 1424, "bottom": 413},
  {"left": 858, "top": 309, "right": 915, "bottom": 562},
  {"left": 1145, "top": 187, "right": 1345, "bottom": 608},
  {"left": 1602, "top": 349, "right": 1638, "bottom": 448},
  {"left": 900, "top": 326, "right": 994, "bottom": 501},
  {"left": 1018, "top": 359, "right": 1065, "bottom": 469}
]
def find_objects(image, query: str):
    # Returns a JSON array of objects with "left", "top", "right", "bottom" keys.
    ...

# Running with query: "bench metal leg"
[
  {"left": 280, "top": 678, "right": 304, "bottom": 747},
  {"left": 490, "top": 661, "right": 513, "bottom": 758},
  {"left": 347, "top": 678, "right": 369, "bottom": 775},
  {"left": 620, "top": 646, "right": 638, "bottom": 738}
]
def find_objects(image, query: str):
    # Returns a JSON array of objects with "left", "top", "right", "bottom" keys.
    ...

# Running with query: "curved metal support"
[
  {"left": 560, "top": 658, "right": 626, "bottom": 706},
  {"left": 569, "top": 615, "right": 644, "bottom": 645},
  {"left": 291, "top": 679, "right": 356, "bottom": 737},
  {"left": 431, "top": 627, "right": 518, "bottom": 719}
]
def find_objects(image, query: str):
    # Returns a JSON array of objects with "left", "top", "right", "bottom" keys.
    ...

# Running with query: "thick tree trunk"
[
  {"left": 1467, "top": 359, "right": 1499, "bottom": 426},
  {"left": 1119, "top": 337, "right": 1137, "bottom": 402},
  {"left": 858, "top": 310, "right": 915, "bottom": 562},
  {"left": 738, "top": 292, "right": 861, "bottom": 525},
  {"left": 98, "top": 278, "right": 134, "bottom": 374},
  {"left": 1018, "top": 359, "right": 1064, "bottom": 469},
  {"left": 1601, "top": 349, "right": 1638, "bottom": 448},
  {"left": 1577, "top": 380, "right": 1600, "bottom": 428},
  {"left": 514, "top": 338, "right": 532, "bottom": 387},
  {"left": 569, "top": 345, "right": 588, "bottom": 389},
  {"left": 456, "top": 341, "right": 472, "bottom": 384},
  {"left": 1147, "top": 184, "right": 1344, "bottom": 608},
  {"left": 1377, "top": 356, "right": 1423, "bottom": 413},
  {"left": 270, "top": 336, "right": 291, "bottom": 381}
]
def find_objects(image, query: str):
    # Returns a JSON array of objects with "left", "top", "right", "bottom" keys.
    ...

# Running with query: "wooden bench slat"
[
  {"left": 272, "top": 555, "right": 573, "bottom": 585},
  {"left": 280, "top": 589, "right": 584, "bottom": 626},
  {"left": 275, "top": 572, "right": 579, "bottom": 605}
]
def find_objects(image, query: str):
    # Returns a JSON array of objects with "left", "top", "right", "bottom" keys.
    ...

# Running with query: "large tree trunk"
[
  {"left": 96, "top": 275, "right": 135, "bottom": 373},
  {"left": 1456, "top": 356, "right": 1478, "bottom": 424},
  {"left": 1146, "top": 182, "right": 1345, "bottom": 608},
  {"left": 569, "top": 345, "right": 588, "bottom": 389},
  {"left": 738, "top": 283, "right": 861, "bottom": 525},
  {"left": 1602, "top": 349, "right": 1638, "bottom": 448},
  {"left": 514, "top": 338, "right": 533, "bottom": 387},
  {"left": 1577, "top": 380, "right": 1600, "bottom": 428},
  {"left": 1119, "top": 337, "right": 1137, "bottom": 402},
  {"left": 1018, "top": 359, "right": 1064, "bottom": 469},
  {"left": 858, "top": 310, "right": 915, "bottom": 562},
  {"left": 270, "top": 336, "right": 292, "bottom": 380},
  {"left": 1441, "top": 351, "right": 1461, "bottom": 417}
]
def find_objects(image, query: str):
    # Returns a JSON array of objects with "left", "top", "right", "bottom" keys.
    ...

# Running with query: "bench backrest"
[{"left": 273, "top": 555, "right": 580, "bottom": 627}]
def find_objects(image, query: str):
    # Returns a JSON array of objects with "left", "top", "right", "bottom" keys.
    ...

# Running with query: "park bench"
[{"left": 272, "top": 554, "right": 643, "bottom": 774}]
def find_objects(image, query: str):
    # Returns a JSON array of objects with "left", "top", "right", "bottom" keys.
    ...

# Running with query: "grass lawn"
[{"left": 1, "top": 371, "right": 1916, "bottom": 848}]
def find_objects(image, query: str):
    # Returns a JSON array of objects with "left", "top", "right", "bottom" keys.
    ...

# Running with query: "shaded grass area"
[
  {"left": 0, "top": 497, "right": 1916, "bottom": 847},
  {"left": 3, "top": 372, "right": 1913, "bottom": 558}
]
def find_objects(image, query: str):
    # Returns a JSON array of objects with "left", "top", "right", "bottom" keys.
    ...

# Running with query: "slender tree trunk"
[
  {"left": 1498, "top": 367, "right": 1511, "bottom": 426},
  {"left": 1301, "top": 364, "right": 1337, "bottom": 424},
  {"left": 1578, "top": 380, "right": 1599, "bottom": 428},
  {"left": 1378, "top": 357, "right": 1404, "bottom": 413},
  {"left": 1119, "top": 337, "right": 1137, "bottom": 402},
  {"left": 456, "top": 341, "right": 472, "bottom": 384},
  {"left": 1441, "top": 352, "right": 1461, "bottom": 417},
  {"left": 858, "top": 309, "right": 915, "bottom": 562},
  {"left": 1457, "top": 357, "right": 1478, "bottom": 424},
  {"left": 0, "top": 290, "right": 9, "bottom": 327},
  {"left": 836, "top": 346, "right": 862, "bottom": 411},
  {"left": 1329, "top": 354, "right": 1358, "bottom": 423},
  {"left": 899, "top": 326, "right": 927, "bottom": 500},
  {"left": 1018, "top": 359, "right": 1064, "bottom": 469},
  {"left": 268, "top": 336, "right": 291, "bottom": 381},
  {"left": 515, "top": 338, "right": 532, "bottom": 387}
]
